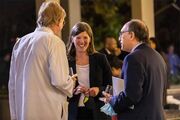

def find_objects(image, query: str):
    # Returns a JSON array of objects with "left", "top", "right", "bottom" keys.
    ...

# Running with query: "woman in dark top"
[{"left": 67, "top": 22, "right": 112, "bottom": 120}]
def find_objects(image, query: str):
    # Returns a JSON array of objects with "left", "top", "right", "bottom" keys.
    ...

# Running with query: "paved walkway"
[
  {"left": 166, "top": 110, "right": 180, "bottom": 120},
  {"left": 1, "top": 85, "right": 180, "bottom": 119},
  {"left": 166, "top": 85, "right": 180, "bottom": 120}
]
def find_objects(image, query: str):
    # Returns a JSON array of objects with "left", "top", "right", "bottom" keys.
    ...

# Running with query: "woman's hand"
[
  {"left": 88, "top": 87, "right": 99, "bottom": 97},
  {"left": 73, "top": 86, "right": 99, "bottom": 97},
  {"left": 74, "top": 85, "right": 89, "bottom": 95}
]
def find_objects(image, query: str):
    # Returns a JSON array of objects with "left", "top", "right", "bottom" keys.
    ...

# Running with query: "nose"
[{"left": 78, "top": 39, "right": 85, "bottom": 44}]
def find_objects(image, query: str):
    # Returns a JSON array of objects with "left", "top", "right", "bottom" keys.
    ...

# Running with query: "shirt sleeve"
[
  {"left": 8, "top": 51, "right": 17, "bottom": 120},
  {"left": 48, "top": 39, "right": 74, "bottom": 97}
]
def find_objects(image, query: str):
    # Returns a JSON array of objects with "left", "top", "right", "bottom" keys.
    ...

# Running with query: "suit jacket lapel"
[{"left": 89, "top": 54, "right": 93, "bottom": 88}]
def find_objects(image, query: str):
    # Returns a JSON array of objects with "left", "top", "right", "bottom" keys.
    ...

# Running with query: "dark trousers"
[{"left": 77, "top": 107, "right": 94, "bottom": 120}]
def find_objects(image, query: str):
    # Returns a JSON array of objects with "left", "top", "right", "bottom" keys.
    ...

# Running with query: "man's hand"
[
  {"left": 71, "top": 74, "right": 78, "bottom": 81},
  {"left": 99, "top": 91, "right": 112, "bottom": 103}
]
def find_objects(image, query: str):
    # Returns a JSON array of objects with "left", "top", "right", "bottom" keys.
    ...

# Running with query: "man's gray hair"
[{"left": 37, "top": 1, "right": 66, "bottom": 27}]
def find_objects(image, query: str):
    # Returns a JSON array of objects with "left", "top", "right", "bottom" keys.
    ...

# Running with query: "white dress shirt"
[
  {"left": 76, "top": 64, "right": 90, "bottom": 107},
  {"left": 9, "top": 27, "right": 74, "bottom": 120}
]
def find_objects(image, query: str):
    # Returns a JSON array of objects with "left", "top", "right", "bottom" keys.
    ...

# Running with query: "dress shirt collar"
[
  {"left": 131, "top": 42, "right": 143, "bottom": 53},
  {"left": 105, "top": 48, "right": 111, "bottom": 54},
  {"left": 35, "top": 27, "right": 54, "bottom": 35}
]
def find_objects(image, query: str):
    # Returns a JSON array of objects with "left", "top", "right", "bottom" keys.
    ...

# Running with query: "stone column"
[
  {"left": 61, "top": 0, "right": 81, "bottom": 44},
  {"left": 131, "top": 0, "right": 155, "bottom": 37},
  {"left": 35, "top": 0, "right": 44, "bottom": 17}
]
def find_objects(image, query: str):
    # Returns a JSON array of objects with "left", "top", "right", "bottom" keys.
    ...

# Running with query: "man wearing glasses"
[{"left": 102, "top": 19, "right": 167, "bottom": 120}]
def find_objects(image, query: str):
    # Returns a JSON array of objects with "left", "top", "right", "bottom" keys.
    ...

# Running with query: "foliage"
[
  {"left": 0, "top": 86, "right": 8, "bottom": 98},
  {"left": 169, "top": 74, "right": 180, "bottom": 85},
  {"left": 81, "top": 0, "right": 131, "bottom": 49}
]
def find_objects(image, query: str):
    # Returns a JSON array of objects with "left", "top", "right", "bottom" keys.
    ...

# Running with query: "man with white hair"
[{"left": 8, "top": 1, "right": 75, "bottom": 120}]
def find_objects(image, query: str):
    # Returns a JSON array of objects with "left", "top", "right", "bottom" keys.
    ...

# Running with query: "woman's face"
[{"left": 72, "top": 31, "right": 91, "bottom": 53}]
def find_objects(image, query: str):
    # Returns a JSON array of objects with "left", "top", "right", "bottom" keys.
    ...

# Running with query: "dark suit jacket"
[
  {"left": 99, "top": 48, "right": 114, "bottom": 63},
  {"left": 109, "top": 43, "right": 167, "bottom": 120},
  {"left": 99, "top": 48, "right": 111, "bottom": 57},
  {"left": 68, "top": 52, "right": 112, "bottom": 120}
]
